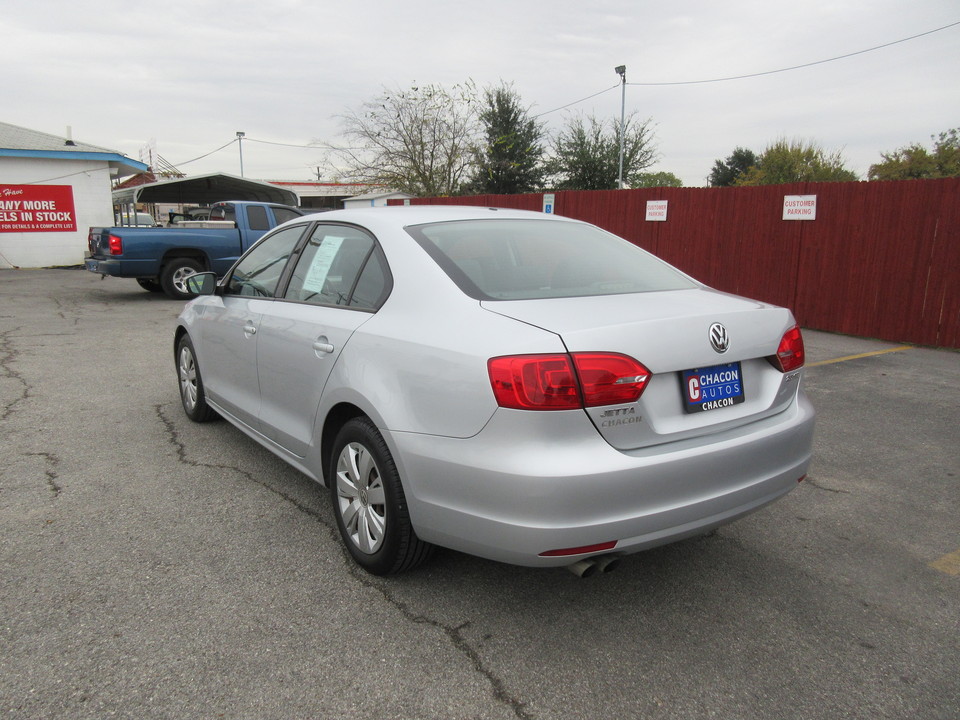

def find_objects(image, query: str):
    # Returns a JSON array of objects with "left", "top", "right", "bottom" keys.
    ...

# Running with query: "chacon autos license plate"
[{"left": 681, "top": 362, "right": 745, "bottom": 413}]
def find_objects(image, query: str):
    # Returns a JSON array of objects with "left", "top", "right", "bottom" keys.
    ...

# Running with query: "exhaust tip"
[
  {"left": 566, "top": 554, "right": 623, "bottom": 578},
  {"left": 594, "top": 554, "right": 621, "bottom": 573},
  {"left": 566, "top": 558, "right": 599, "bottom": 578}
]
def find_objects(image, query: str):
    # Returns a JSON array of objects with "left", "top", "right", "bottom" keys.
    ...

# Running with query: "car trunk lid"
[{"left": 482, "top": 288, "right": 803, "bottom": 450}]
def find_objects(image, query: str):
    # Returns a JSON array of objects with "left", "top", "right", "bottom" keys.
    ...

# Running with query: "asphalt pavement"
[{"left": 1, "top": 268, "right": 958, "bottom": 719}]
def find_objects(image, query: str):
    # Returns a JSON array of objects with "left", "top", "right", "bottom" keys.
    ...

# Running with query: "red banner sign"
[{"left": 0, "top": 185, "right": 78, "bottom": 233}]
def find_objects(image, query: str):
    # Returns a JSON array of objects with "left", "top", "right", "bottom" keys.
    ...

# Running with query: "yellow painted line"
[
  {"left": 930, "top": 549, "right": 960, "bottom": 576},
  {"left": 807, "top": 345, "right": 912, "bottom": 367}
]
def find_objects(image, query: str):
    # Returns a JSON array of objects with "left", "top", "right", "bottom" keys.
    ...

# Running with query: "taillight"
[
  {"left": 573, "top": 353, "right": 650, "bottom": 407},
  {"left": 488, "top": 354, "right": 580, "bottom": 410},
  {"left": 108, "top": 234, "right": 123, "bottom": 256},
  {"left": 488, "top": 353, "right": 650, "bottom": 410},
  {"left": 769, "top": 325, "right": 805, "bottom": 372}
]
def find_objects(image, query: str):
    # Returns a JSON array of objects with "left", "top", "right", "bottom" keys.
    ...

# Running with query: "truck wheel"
[
  {"left": 176, "top": 335, "right": 218, "bottom": 422},
  {"left": 161, "top": 259, "right": 203, "bottom": 300},
  {"left": 136, "top": 278, "right": 164, "bottom": 293}
]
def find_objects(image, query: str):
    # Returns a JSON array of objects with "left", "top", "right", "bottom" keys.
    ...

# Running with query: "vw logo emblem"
[{"left": 709, "top": 323, "right": 729, "bottom": 353}]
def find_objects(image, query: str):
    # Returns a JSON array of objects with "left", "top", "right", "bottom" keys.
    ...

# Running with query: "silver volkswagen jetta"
[{"left": 175, "top": 206, "right": 814, "bottom": 576}]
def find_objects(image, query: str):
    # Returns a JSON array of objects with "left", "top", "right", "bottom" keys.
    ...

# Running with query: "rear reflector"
[
  {"left": 540, "top": 541, "right": 618, "bottom": 557},
  {"left": 488, "top": 353, "right": 650, "bottom": 410}
]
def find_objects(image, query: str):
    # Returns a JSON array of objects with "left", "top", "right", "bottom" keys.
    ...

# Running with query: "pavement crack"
[
  {"left": 153, "top": 401, "right": 533, "bottom": 720},
  {"left": 26, "top": 452, "right": 62, "bottom": 497},
  {"left": 51, "top": 297, "right": 83, "bottom": 326},
  {"left": 0, "top": 326, "right": 31, "bottom": 421},
  {"left": 349, "top": 573, "right": 534, "bottom": 719},
  {"left": 804, "top": 476, "right": 850, "bottom": 494}
]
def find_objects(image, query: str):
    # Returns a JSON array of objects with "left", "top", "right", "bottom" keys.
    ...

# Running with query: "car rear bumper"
[{"left": 390, "top": 393, "right": 815, "bottom": 567}]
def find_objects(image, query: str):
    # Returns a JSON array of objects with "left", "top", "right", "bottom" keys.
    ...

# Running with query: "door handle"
[
  {"left": 313, "top": 336, "right": 335, "bottom": 354},
  {"left": 243, "top": 323, "right": 257, "bottom": 336}
]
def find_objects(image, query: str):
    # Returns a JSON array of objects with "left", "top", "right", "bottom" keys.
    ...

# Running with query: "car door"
[
  {"left": 256, "top": 223, "right": 391, "bottom": 457},
  {"left": 198, "top": 224, "right": 308, "bottom": 430}
]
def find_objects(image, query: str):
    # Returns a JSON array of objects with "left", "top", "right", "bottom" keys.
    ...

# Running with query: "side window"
[
  {"left": 349, "top": 248, "right": 389, "bottom": 309},
  {"left": 284, "top": 225, "right": 387, "bottom": 309},
  {"left": 247, "top": 205, "right": 270, "bottom": 231},
  {"left": 225, "top": 225, "right": 306, "bottom": 298},
  {"left": 273, "top": 207, "right": 302, "bottom": 225}
]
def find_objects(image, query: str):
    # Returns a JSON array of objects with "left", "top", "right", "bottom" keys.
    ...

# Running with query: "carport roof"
[{"left": 111, "top": 172, "right": 299, "bottom": 206}]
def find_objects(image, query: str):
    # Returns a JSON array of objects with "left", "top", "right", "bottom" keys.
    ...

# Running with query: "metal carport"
[{"left": 112, "top": 172, "right": 298, "bottom": 207}]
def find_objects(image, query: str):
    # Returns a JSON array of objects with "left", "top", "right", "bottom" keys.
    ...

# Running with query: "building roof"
[
  {"left": 0, "top": 121, "right": 147, "bottom": 177},
  {"left": 270, "top": 181, "right": 383, "bottom": 198},
  {"left": 345, "top": 190, "right": 414, "bottom": 201}
]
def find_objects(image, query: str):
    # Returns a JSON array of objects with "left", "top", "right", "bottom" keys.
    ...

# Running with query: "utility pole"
[
  {"left": 615, "top": 66, "right": 626, "bottom": 189},
  {"left": 236, "top": 131, "right": 246, "bottom": 177}
]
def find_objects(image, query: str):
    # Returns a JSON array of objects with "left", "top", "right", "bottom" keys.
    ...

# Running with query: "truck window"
[
  {"left": 273, "top": 207, "right": 302, "bottom": 225},
  {"left": 210, "top": 205, "right": 236, "bottom": 223},
  {"left": 247, "top": 205, "right": 270, "bottom": 231}
]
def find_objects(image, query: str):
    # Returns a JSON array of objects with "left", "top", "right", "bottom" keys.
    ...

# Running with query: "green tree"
[
  {"left": 634, "top": 171, "right": 683, "bottom": 188},
  {"left": 545, "top": 113, "right": 658, "bottom": 190},
  {"left": 736, "top": 140, "right": 858, "bottom": 185},
  {"left": 708, "top": 147, "right": 757, "bottom": 186},
  {"left": 467, "top": 83, "right": 546, "bottom": 194},
  {"left": 868, "top": 129, "right": 960, "bottom": 180},
  {"left": 331, "top": 82, "right": 479, "bottom": 196}
]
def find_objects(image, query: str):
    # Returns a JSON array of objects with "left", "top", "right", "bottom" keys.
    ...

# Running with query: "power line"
[
  {"left": 532, "top": 83, "right": 620, "bottom": 118},
  {"left": 246, "top": 138, "right": 323, "bottom": 149},
  {"left": 164, "top": 21, "right": 958, "bottom": 168},
  {"left": 173, "top": 138, "right": 239, "bottom": 167},
  {"left": 628, "top": 20, "right": 960, "bottom": 86}
]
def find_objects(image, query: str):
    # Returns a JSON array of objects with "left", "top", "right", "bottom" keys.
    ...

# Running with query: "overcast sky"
[{"left": 3, "top": 0, "right": 958, "bottom": 187}]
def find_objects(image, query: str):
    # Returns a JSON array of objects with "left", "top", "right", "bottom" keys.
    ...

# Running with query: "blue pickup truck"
[{"left": 85, "top": 200, "right": 304, "bottom": 299}]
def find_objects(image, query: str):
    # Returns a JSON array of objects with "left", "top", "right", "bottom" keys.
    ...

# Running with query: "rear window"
[{"left": 408, "top": 219, "right": 696, "bottom": 300}]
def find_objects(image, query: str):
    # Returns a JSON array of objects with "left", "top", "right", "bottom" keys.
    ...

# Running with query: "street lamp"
[
  {"left": 236, "top": 131, "right": 246, "bottom": 177},
  {"left": 615, "top": 66, "right": 626, "bottom": 189}
]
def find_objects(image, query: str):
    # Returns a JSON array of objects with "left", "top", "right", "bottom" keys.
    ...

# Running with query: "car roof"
[{"left": 296, "top": 205, "right": 581, "bottom": 228}]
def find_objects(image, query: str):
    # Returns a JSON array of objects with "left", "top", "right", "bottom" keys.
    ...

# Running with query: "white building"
[
  {"left": 342, "top": 190, "right": 415, "bottom": 209},
  {"left": 268, "top": 181, "right": 388, "bottom": 210},
  {"left": 0, "top": 122, "right": 146, "bottom": 268}
]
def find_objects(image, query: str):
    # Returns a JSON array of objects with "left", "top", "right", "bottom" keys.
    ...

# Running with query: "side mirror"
[{"left": 185, "top": 272, "right": 218, "bottom": 296}]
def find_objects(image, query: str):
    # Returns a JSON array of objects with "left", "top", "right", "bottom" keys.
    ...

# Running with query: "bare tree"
[{"left": 328, "top": 83, "right": 479, "bottom": 196}]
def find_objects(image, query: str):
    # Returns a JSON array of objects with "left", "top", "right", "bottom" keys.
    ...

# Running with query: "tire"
[
  {"left": 161, "top": 258, "right": 204, "bottom": 300},
  {"left": 136, "top": 278, "right": 164, "bottom": 293},
  {"left": 329, "top": 417, "right": 434, "bottom": 575},
  {"left": 176, "top": 335, "right": 219, "bottom": 422}
]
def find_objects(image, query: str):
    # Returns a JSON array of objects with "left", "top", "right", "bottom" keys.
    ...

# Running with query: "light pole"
[
  {"left": 615, "top": 65, "right": 626, "bottom": 189},
  {"left": 236, "top": 131, "right": 246, "bottom": 177}
]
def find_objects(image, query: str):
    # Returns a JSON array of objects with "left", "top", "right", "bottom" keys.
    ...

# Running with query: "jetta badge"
[{"left": 709, "top": 323, "right": 729, "bottom": 353}]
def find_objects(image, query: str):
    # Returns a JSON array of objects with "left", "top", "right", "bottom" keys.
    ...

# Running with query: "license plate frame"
[{"left": 681, "top": 362, "right": 745, "bottom": 414}]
